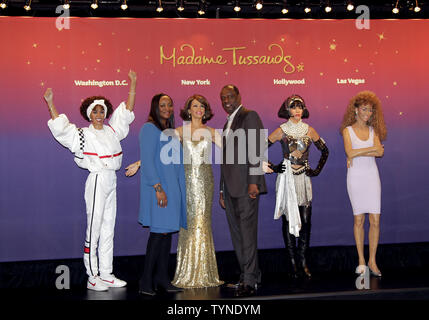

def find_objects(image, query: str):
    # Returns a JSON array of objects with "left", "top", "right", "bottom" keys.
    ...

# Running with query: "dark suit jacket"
[{"left": 220, "top": 107, "right": 267, "bottom": 198}]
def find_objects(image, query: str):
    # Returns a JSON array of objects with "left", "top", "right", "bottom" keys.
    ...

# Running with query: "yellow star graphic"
[
  {"left": 116, "top": 69, "right": 121, "bottom": 73},
  {"left": 344, "top": 58, "right": 348, "bottom": 63},
  {"left": 96, "top": 59, "right": 101, "bottom": 63},
  {"left": 40, "top": 82, "right": 44, "bottom": 87},
  {"left": 281, "top": 38, "right": 285, "bottom": 43},
  {"left": 297, "top": 63, "right": 304, "bottom": 72},
  {"left": 377, "top": 33, "right": 386, "bottom": 41},
  {"left": 32, "top": 43, "right": 38, "bottom": 48},
  {"left": 320, "top": 72, "right": 324, "bottom": 76},
  {"left": 393, "top": 81, "right": 397, "bottom": 86},
  {"left": 329, "top": 43, "right": 336, "bottom": 51}
]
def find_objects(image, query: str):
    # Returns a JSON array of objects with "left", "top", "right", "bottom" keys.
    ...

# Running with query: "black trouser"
[
  {"left": 281, "top": 206, "right": 312, "bottom": 271},
  {"left": 139, "top": 232, "right": 172, "bottom": 291},
  {"left": 223, "top": 186, "right": 261, "bottom": 288}
]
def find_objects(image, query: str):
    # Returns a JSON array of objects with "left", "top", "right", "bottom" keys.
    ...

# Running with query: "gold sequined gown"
[{"left": 172, "top": 139, "right": 224, "bottom": 288}]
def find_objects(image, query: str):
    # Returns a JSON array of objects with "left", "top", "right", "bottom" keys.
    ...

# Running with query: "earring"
[{"left": 203, "top": 114, "right": 206, "bottom": 119}]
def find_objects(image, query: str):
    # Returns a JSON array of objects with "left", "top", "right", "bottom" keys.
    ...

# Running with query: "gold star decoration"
[
  {"left": 297, "top": 63, "right": 304, "bottom": 72},
  {"left": 81, "top": 51, "right": 86, "bottom": 55},
  {"left": 320, "top": 72, "right": 324, "bottom": 76},
  {"left": 40, "top": 81, "right": 44, "bottom": 87},
  {"left": 344, "top": 58, "right": 348, "bottom": 63},
  {"left": 127, "top": 48, "right": 131, "bottom": 52},
  {"left": 399, "top": 112, "right": 403, "bottom": 116},
  {"left": 32, "top": 43, "right": 38, "bottom": 48},
  {"left": 358, "top": 43, "right": 362, "bottom": 48},
  {"left": 26, "top": 60, "right": 31, "bottom": 65},
  {"left": 225, "top": 71, "right": 229, "bottom": 75},
  {"left": 355, "top": 69, "right": 359, "bottom": 73},
  {"left": 251, "top": 39, "right": 257, "bottom": 45},
  {"left": 393, "top": 81, "right": 397, "bottom": 86},
  {"left": 96, "top": 59, "right": 101, "bottom": 63},
  {"left": 329, "top": 43, "right": 337, "bottom": 51},
  {"left": 98, "top": 42, "right": 102, "bottom": 46},
  {"left": 116, "top": 69, "right": 121, "bottom": 73},
  {"left": 377, "top": 33, "right": 386, "bottom": 41},
  {"left": 280, "top": 38, "right": 285, "bottom": 43}
]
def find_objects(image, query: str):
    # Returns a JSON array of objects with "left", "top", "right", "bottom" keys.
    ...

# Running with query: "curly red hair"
[{"left": 340, "top": 91, "right": 387, "bottom": 141}]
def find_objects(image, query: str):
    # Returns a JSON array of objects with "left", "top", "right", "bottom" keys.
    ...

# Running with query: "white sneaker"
[
  {"left": 99, "top": 274, "right": 127, "bottom": 288},
  {"left": 87, "top": 276, "right": 109, "bottom": 291}
]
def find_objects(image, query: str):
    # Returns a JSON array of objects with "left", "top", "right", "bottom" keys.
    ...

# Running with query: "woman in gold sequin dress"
[{"left": 172, "top": 94, "right": 224, "bottom": 288}]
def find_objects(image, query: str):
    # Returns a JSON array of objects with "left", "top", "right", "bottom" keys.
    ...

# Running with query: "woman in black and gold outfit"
[{"left": 268, "top": 94, "right": 329, "bottom": 279}]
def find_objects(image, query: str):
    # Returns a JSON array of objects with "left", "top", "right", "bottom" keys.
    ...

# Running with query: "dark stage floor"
[{"left": 2, "top": 268, "right": 429, "bottom": 301}]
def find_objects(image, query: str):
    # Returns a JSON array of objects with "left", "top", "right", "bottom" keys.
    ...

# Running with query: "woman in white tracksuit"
[{"left": 44, "top": 70, "right": 137, "bottom": 291}]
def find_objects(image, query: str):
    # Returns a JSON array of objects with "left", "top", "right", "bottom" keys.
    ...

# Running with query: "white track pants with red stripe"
[{"left": 83, "top": 170, "right": 117, "bottom": 278}]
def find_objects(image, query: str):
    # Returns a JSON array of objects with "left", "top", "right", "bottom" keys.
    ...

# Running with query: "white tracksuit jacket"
[{"left": 48, "top": 102, "right": 135, "bottom": 277}]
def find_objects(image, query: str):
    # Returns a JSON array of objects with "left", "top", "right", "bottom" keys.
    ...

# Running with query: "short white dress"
[{"left": 346, "top": 126, "right": 381, "bottom": 215}]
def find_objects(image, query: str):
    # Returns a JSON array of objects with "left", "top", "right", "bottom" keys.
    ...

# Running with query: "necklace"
[{"left": 280, "top": 120, "right": 309, "bottom": 138}]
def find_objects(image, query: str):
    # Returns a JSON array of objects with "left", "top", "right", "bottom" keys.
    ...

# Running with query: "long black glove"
[
  {"left": 268, "top": 160, "right": 286, "bottom": 174},
  {"left": 306, "top": 138, "right": 329, "bottom": 177}
]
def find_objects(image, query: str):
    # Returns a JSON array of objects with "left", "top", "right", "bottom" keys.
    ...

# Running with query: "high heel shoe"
[
  {"left": 355, "top": 265, "right": 367, "bottom": 275},
  {"left": 368, "top": 266, "right": 382, "bottom": 277}
]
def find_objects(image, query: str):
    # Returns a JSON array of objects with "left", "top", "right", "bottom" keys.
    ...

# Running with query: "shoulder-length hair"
[
  {"left": 80, "top": 96, "right": 114, "bottom": 122},
  {"left": 340, "top": 90, "right": 387, "bottom": 141},
  {"left": 148, "top": 93, "right": 175, "bottom": 130},
  {"left": 277, "top": 94, "right": 310, "bottom": 119},
  {"left": 180, "top": 94, "right": 214, "bottom": 124}
]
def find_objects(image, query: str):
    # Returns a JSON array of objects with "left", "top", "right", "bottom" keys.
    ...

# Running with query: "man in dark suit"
[{"left": 219, "top": 84, "right": 267, "bottom": 297}]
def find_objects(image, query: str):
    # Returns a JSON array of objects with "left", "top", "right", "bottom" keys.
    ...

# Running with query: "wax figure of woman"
[
  {"left": 340, "top": 91, "right": 386, "bottom": 277},
  {"left": 169, "top": 94, "right": 225, "bottom": 288},
  {"left": 137, "top": 93, "right": 187, "bottom": 295},
  {"left": 268, "top": 94, "right": 329, "bottom": 279},
  {"left": 44, "top": 70, "right": 137, "bottom": 291}
]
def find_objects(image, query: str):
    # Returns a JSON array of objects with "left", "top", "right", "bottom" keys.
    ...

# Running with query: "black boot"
[
  {"left": 297, "top": 206, "right": 312, "bottom": 278},
  {"left": 281, "top": 215, "right": 298, "bottom": 279},
  {"left": 154, "top": 233, "right": 183, "bottom": 293},
  {"left": 139, "top": 232, "right": 163, "bottom": 295}
]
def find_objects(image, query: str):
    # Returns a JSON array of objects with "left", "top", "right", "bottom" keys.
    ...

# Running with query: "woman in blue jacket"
[{"left": 138, "top": 93, "right": 187, "bottom": 295}]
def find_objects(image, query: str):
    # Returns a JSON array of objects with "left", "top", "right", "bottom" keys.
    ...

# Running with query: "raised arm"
[
  {"left": 43, "top": 88, "right": 59, "bottom": 120},
  {"left": 126, "top": 70, "right": 137, "bottom": 112}
]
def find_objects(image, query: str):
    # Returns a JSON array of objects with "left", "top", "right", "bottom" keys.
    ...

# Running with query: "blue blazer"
[{"left": 138, "top": 122, "right": 187, "bottom": 233}]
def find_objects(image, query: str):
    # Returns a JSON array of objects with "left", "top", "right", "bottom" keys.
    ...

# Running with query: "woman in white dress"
[{"left": 340, "top": 91, "right": 387, "bottom": 277}]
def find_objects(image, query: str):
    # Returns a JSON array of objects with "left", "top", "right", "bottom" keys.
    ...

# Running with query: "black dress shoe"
[
  {"left": 235, "top": 285, "right": 256, "bottom": 297},
  {"left": 155, "top": 283, "right": 184, "bottom": 293},
  {"left": 138, "top": 288, "right": 156, "bottom": 296},
  {"left": 224, "top": 281, "right": 243, "bottom": 289}
]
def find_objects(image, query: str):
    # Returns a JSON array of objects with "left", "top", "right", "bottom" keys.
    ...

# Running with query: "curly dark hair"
[
  {"left": 80, "top": 96, "right": 114, "bottom": 122},
  {"left": 180, "top": 94, "right": 214, "bottom": 124},
  {"left": 340, "top": 90, "right": 387, "bottom": 141},
  {"left": 278, "top": 94, "right": 310, "bottom": 119}
]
